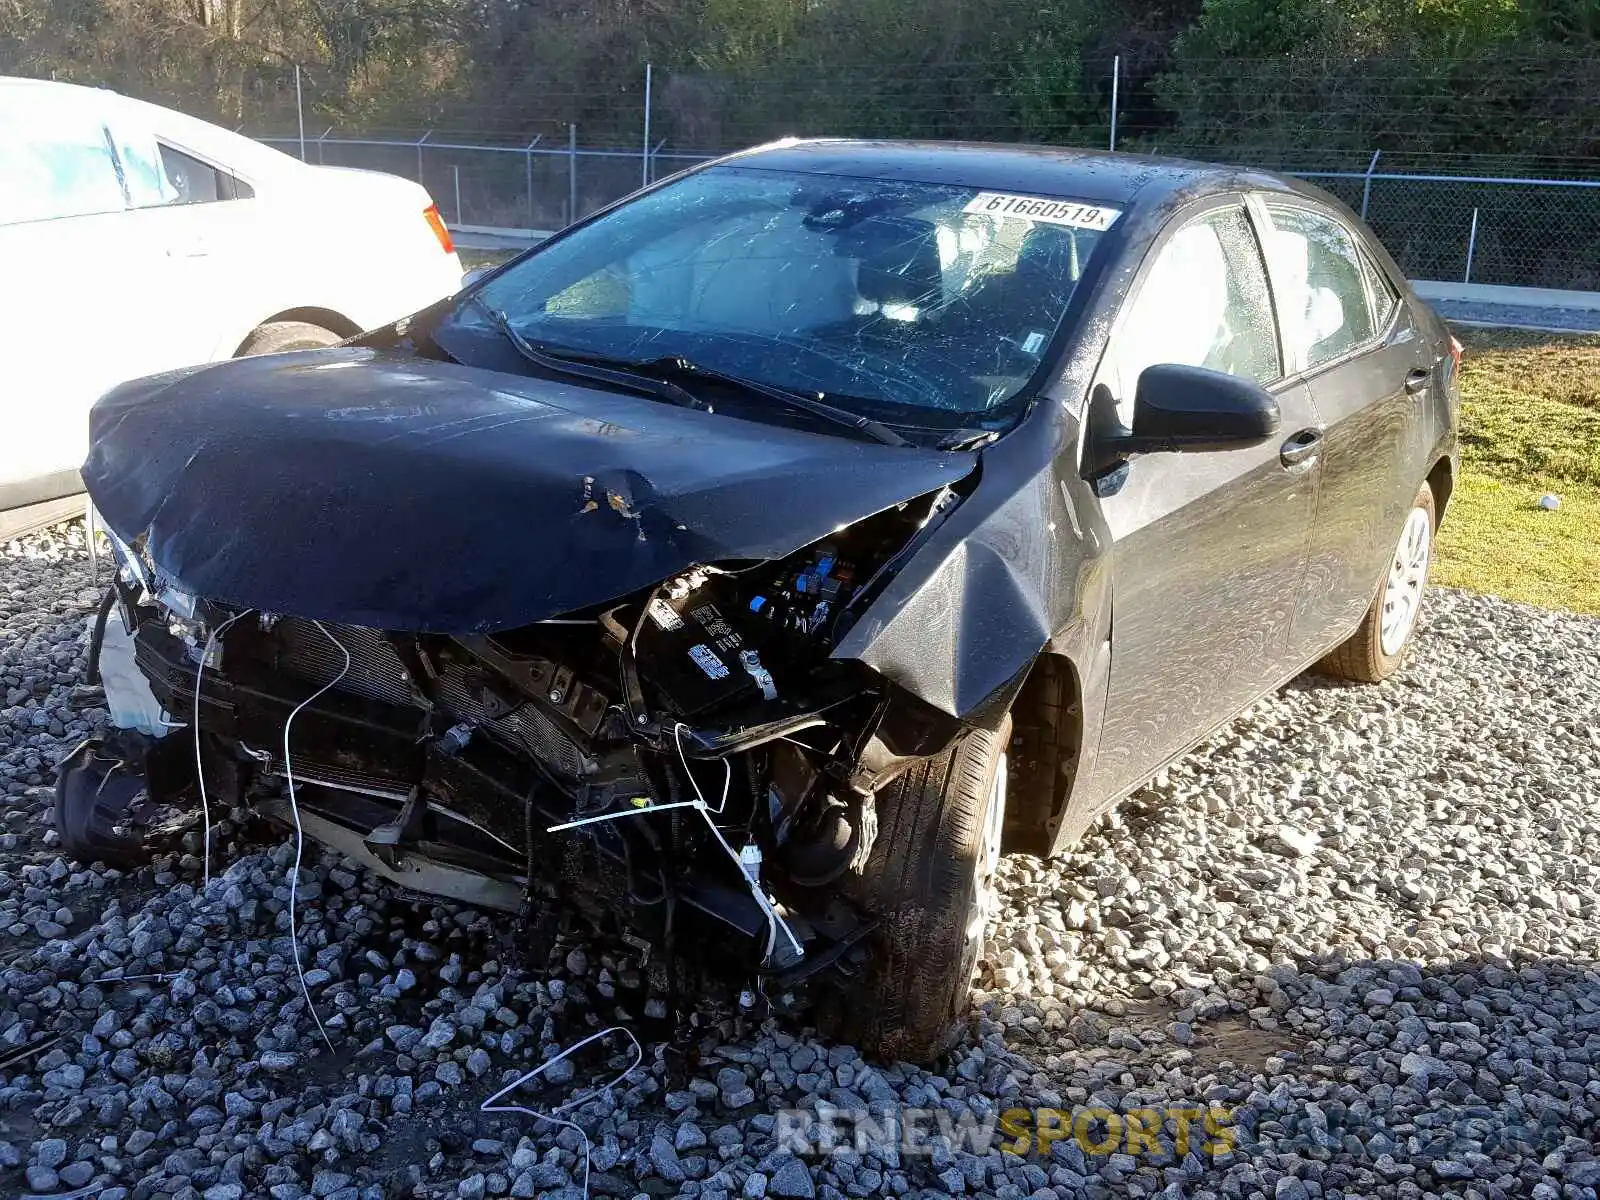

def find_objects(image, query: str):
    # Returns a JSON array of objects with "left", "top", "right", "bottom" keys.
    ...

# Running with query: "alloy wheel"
[
  {"left": 966, "top": 752, "right": 1007, "bottom": 945},
  {"left": 1380, "top": 506, "right": 1432, "bottom": 656}
]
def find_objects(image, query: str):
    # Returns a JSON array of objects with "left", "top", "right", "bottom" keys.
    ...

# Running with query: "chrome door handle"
[
  {"left": 1280, "top": 428, "right": 1323, "bottom": 467},
  {"left": 1404, "top": 368, "right": 1430, "bottom": 395}
]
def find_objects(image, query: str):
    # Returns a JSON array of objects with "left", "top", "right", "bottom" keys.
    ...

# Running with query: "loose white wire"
[
  {"left": 480, "top": 1025, "right": 643, "bottom": 1200},
  {"left": 547, "top": 799, "right": 701, "bottom": 833},
  {"left": 673, "top": 724, "right": 780, "bottom": 958},
  {"left": 549, "top": 725, "right": 728, "bottom": 830},
  {"left": 545, "top": 726, "right": 800, "bottom": 961},
  {"left": 670, "top": 725, "right": 792, "bottom": 956},
  {"left": 674, "top": 722, "right": 730, "bottom": 814},
  {"left": 194, "top": 610, "right": 252, "bottom": 887},
  {"left": 692, "top": 801, "right": 802, "bottom": 957},
  {"left": 281, "top": 618, "right": 350, "bottom": 1056}
]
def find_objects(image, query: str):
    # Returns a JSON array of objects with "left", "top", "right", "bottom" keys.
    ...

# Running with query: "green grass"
[{"left": 1434, "top": 327, "right": 1600, "bottom": 615}]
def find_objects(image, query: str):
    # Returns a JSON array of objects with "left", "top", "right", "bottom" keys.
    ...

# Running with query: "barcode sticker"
[{"left": 963, "top": 193, "right": 1120, "bottom": 230}]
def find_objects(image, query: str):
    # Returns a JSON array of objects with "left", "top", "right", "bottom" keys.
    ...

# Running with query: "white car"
[{"left": 0, "top": 77, "right": 465, "bottom": 535}]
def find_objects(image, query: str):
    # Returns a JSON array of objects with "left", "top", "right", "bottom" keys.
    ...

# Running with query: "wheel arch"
[
  {"left": 231, "top": 307, "right": 362, "bottom": 356},
  {"left": 1001, "top": 649, "right": 1084, "bottom": 857},
  {"left": 1426, "top": 455, "right": 1455, "bottom": 522}
]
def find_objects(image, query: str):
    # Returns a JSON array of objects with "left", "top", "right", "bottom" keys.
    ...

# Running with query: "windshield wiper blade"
[
  {"left": 631, "top": 356, "right": 908, "bottom": 448},
  {"left": 464, "top": 296, "right": 708, "bottom": 412},
  {"left": 936, "top": 427, "right": 1000, "bottom": 451}
]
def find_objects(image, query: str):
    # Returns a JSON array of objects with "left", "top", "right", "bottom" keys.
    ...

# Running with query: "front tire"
[
  {"left": 1319, "top": 482, "right": 1436, "bottom": 682},
  {"left": 236, "top": 320, "right": 343, "bottom": 356},
  {"left": 822, "top": 717, "right": 1010, "bottom": 1063},
  {"left": 54, "top": 732, "right": 165, "bottom": 867}
]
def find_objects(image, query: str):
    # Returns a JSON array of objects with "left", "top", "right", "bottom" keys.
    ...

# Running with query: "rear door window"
[
  {"left": 158, "top": 143, "right": 254, "bottom": 203},
  {"left": 108, "top": 124, "right": 178, "bottom": 208},
  {"left": 1263, "top": 204, "right": 1378, "bottom": 371},
  {"left": 1358, "top": 246, "right": 1400, "bottom": 332},
  {"left": 103, "top": 113, "right": 253, "bottom": 207}
]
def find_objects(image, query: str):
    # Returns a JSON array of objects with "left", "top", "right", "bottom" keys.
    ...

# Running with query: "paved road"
[{"left": 1431, "top": 298, "right": 1600, "bottom": 333}]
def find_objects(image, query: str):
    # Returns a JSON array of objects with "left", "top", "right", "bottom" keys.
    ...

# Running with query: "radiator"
[{"left": 272, "top": 618, "right": 589, "bottom": 780}]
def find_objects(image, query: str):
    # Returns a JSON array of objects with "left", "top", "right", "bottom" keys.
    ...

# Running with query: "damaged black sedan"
[{"left": 65, "top": 140, "right": 1459, "bottom": 1062}]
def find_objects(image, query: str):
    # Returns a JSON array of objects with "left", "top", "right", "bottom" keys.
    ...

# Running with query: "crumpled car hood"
[{"left": 82, "top": 348, "right": 974, "bottom": 633}]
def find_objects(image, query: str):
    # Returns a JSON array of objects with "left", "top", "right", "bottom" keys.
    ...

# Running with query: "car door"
[
  {"left": 1255, "top": 199, "right": 1439, "bottom": 658},
  {"left": 100, "top": 114, "right": 252, "bottom": 374},
  {"left": 0, "top": 94, "right": 144, "bottom": 502},
  {"left": 1086, "top": 199, "right": 1324, "bottom": 802}
]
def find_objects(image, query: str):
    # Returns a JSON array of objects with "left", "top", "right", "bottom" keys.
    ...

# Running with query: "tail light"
[
  {"left": 423, "top": 204, "right": 455, "bottom": 254},
  {"left": 1449, "top": 335, "right": 1464, "bottom": 373}
]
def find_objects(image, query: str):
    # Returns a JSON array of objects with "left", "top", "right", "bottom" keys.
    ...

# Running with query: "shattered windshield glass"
[{"left": 451, "top": 166, "right": 1119, "bottom": 429}]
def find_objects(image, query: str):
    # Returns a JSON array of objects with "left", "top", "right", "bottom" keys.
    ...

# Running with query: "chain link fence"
[
  {"left": 259, "top": 129, "right": 1600, "bottom": 292},
  {"left": 1298, "top": 168, "right": 1600, "bottom": 292},
  {"left": 251, "top": 52, "right": 1600, "bottom": 293},
  {"left": 265, "top": 132, "right": 713, "bottom": 231}
]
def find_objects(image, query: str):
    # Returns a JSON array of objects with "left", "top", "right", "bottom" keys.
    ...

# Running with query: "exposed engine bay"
[{"left": 86, "top": 486, "right": 970, "bottom": 1005}]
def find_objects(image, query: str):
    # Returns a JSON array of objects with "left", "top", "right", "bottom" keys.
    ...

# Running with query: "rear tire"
[
  {"left": 236, "top": 320, "right": 343, "bottom": 356},
  {"left": 1318, "top": 482, "right": 1436, "bottom": 682},
  {"left": 821, "top": 717, "right": 1010, "bottom": 1063}
]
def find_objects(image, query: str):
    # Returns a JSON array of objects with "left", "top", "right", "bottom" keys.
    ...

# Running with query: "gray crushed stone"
[{"left": 1, "top": 520, "right": 1596, "bottom": 1199}]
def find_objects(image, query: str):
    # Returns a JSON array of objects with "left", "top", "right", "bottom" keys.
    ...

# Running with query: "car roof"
[
  {"left": 0, "top": 75, "right": 130, "bottom": 108},
  {"left": 723, "top": 138, "right": 1315, "bottom": 216},
  {"left": 0, "top": 75, "right": 111, "bottom": 106},
  {"left": 0, "top": 75, "right": 300, "bottom": 181},
  {"left": 0, "top": 75, "right": 77, "bottom": 90}
]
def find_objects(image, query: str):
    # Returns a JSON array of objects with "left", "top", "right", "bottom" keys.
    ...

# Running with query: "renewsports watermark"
[
  {"left": 774, "top": 1105, "right": 1238, "bottom": 1159},
  {"left": 772, "top": 1103, "right": 1583, "bottom": 1163}
]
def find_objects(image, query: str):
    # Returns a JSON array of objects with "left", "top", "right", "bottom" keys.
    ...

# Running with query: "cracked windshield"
[{"left": 453, "top": 165, "right": 1120, "bottom": 433}]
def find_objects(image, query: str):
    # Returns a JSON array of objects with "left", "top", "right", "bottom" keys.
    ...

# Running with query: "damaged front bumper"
[{"left": 72, "top": 517, "right": 965, "bottom": 999}]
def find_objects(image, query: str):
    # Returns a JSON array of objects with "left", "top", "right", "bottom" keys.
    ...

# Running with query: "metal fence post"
[
  {"left": 525, "top": 137, "right": 539, "bottom": 228},
  {"left": 453, "top": 164, "right": 462, "bottom": 225},
  {"left": 569, "top": 124, "right": 578, "bottom": 225},
  {"left": 642, "top": 64, "right": 653, "bottom": 187},
  {"left": 1109, "top": 55, "right": 1120, "bottom": 152},
  {"left": 295, "top": 65, "right": 306, "bottom": 162},
  {"left": 1464, "top": 207, "right": 1480, "bottom": 283},
  {"left": 317, "top": 127, "right": 331, "bottom": 166},
  {"left": 416, "top": 132, "right": 431, "bottom": 185},
  {"left": 1360, "top": 149, "right": 1381, "bottom": 221}
]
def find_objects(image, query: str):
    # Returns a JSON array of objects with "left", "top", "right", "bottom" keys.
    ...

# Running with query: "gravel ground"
[{"left": 1, "top": 521, "right": 1597, "bottom": 1200}]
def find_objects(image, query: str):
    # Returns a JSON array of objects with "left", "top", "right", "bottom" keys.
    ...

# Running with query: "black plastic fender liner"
[
  {"left": 54, "top": 739, "right": 142, "bottom": 866},
  {"left": 53, "top": 729, "right": 199, "bottom": 867}
]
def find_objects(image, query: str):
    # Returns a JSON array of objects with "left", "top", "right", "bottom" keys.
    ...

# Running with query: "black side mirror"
[{"left": 1088, "top": 364, "right": 1280, "bottom": 476}]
